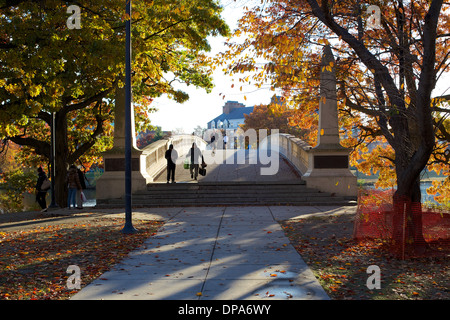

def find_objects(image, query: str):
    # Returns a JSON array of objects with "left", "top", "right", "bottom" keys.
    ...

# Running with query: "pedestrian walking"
[
  {"left": 76, "top": 166, "right": 87, "bottom": 209},
  {"left": 66, "top": 164, "right": 82, "bottom": 209},
  {"left": 188, "top": 143, "right": 205, "bottom": 180},
  {"left": 35, "top": 167, "right": 50, "bottom": 212},
  {"left": 165, "top": 144, "right": 178, "bottom": 183}
]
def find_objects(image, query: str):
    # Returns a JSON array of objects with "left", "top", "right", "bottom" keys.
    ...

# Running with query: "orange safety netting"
[{"left": 353, "top": 188, "right": 450, "bottom": 258}]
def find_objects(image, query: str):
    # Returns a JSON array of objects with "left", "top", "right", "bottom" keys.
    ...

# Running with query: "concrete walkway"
[{"left": 71, "top": 205, "right": 355, "bottom": 300}]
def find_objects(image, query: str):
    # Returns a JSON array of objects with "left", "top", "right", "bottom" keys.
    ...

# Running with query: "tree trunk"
[
  {"left": 392, "top": 167, "right": 428, "bottom": 257},
  {"left": 54, "top": 111, "right": 69, "bottom": 208}
]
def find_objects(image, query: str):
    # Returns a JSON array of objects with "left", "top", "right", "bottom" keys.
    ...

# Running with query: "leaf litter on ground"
[
  {"left": 280, "top": 213, "right": 449, "bottom": 300},
  {"left": 0, "top": 216, "right": 163, "bottom": 300}
]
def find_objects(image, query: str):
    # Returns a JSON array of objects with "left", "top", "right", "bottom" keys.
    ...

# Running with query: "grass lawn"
[
  {"left": 280, "top": 213, "right": 449, "bottom": 300},
  {"left": 0, "top": 216, "right": 163, "bottom": 300}
]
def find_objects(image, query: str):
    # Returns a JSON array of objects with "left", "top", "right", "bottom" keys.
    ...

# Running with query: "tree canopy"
[
  {"left": 241, "top": 95, "right": 309, "bottom": 142},
  {"left": 0, "top": 0, "right": 229, "bottom": 205},
  {"left": 218, "top": 0, "right": 450, "bottom": 204}
]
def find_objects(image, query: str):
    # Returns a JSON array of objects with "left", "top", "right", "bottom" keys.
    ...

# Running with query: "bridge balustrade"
[{"left": 277, "top": 133, "right": 312, "bottom": 175}]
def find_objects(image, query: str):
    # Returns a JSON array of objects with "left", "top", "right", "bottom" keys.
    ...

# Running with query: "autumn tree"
[
  {"left": 0, "top": 0, "right": 229, "bottom": 206},
  {"left": 241, "top": 95, "right": 310, "bottom": 143},
  {"left": 218, "top": 0, "right": 450, "bottom": 252}
]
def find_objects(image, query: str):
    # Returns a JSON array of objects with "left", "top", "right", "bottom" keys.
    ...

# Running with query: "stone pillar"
[
  {"left": 317, "top": 45, "right": 340, "bottom": 148},
  {"left": 302, "top": 45, "right": 357, "bottom": 197},
  {"left": 96, "top": 86, "right": 147, "bottom": 201}
]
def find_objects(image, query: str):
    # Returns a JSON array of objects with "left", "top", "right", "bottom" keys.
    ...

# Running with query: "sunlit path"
[
  {"left": 153, "top": 149, "right": 301, "bottom": 184},
  {"left": 71, "top": 206, "right": 341, "bottom": 300}
]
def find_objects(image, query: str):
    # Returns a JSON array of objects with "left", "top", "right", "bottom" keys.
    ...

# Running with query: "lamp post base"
[{"left": 121, "top": 222, "right": 138, "bottom": 234}]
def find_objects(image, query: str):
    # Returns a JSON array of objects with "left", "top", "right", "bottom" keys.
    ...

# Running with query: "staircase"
[{"left": 96, "top": 181, "right": 357, "bottom": 208}]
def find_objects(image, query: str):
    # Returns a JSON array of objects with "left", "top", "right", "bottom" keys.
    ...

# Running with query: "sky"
[
  {"left": 148, "top": 0, "right": 275, "bottom": 134},
  {"left": 148, "top": 1, "right": 450, "bottom": 134}
]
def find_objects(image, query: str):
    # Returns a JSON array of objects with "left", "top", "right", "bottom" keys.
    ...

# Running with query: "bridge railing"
[
  {"left": 277, "top": 133, "right": 312, "bottom": 175},
  {"left": 140, "top": 134, "right": 207, "bottom": 182}
]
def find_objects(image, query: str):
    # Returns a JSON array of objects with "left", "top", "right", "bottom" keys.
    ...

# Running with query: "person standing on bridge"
[
  {"left": 210, "top": 132, "right": 217, "bottom": 155},
  {"left": 223, "top": 133, "right": 228, "bottom": 149},
  {"left": 165, "top": 144, "right": 178, "bottom": 183},
  {"left": 188, "top": 142, "right": 205, "bottom": 180}
]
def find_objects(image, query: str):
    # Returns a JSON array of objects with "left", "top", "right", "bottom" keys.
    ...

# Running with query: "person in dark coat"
[
  {"left": 76, "top": 167, "right": 87, "bottom": 209},
  {"left": 35, "top": 167, "right": 48, "bottom": 212},
  {"left": 66, "top": 164, "right": 82, "bottom": 209},
  {"left": 210, "top": 133, "right": 217, "bottom": 154},
  {"left": 188, "top": 143, "right": 205, "bottom": 180},
  {"left": 164, "top": 144, "right": 178, "bottom": 183}
]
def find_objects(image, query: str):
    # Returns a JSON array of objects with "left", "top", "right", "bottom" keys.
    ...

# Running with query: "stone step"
[
  {"left": 96, "top": 200, "right": 356, "bottom": 208},
  {"left": 140, "top": 186, "right": 329, "bottom": 197},
  {"left": 139, "top": 188, "right": 326, "bottom": 195},
  {"left": 97, "top": 196, "right": 354, "bottom": 204},
  {"left": 134, "top": 191, "right": 338, "bottom": 198},
  {"left": 96, "top": 181, "right": 357, "bottom": 208},
  {"left": 129, "top": 198, "right": 347, "bottom": 205},
  {"left": 145, "top": 182, "right": 309, "bottom": 190},
  {"left": 142, "top": 188, "right": 314, "bottom": 194}
]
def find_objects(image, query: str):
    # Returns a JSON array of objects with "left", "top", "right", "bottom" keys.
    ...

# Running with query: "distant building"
[{"left": 207, "top": 101, "right": 254, "bottom": 130}]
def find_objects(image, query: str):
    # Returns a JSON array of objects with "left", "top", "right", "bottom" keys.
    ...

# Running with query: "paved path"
[
  {"left": 71, "top": 205, "right": 355, "bottom": 300},
  {"left": 154, "top": 149, "right": 301, "bottom": 183}
]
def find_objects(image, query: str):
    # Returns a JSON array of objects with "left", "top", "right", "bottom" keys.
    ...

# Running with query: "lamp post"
[{"left": 121, "top": 0, "right": 137, "bottom": 234}]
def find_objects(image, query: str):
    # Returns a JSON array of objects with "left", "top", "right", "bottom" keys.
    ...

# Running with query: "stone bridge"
[
  {"left": 96, "top": 45, "right": 357, "bottom": 207},
  {"left": 96, "top": 130, "right": 357, "bottom": 207}
]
